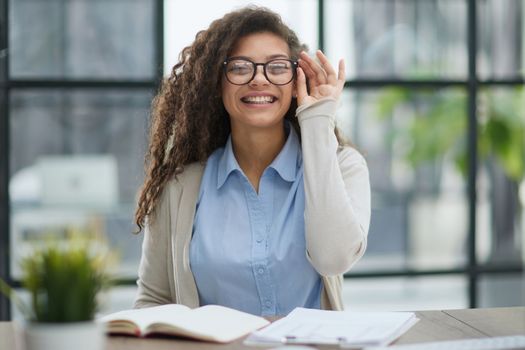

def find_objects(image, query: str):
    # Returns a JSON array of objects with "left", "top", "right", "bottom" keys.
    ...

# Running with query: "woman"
[{"left": 133, "top": 6, "right": 371, "bottom": 316}]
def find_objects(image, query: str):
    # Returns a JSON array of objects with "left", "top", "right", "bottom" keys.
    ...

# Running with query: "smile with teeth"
[{"left": 241, "top": 95, "right": 276, "bottom": 104}]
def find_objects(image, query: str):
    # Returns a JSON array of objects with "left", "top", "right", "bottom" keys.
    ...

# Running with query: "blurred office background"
[{"left": 0, "top": 0, "right": 524, "bottom": 320}]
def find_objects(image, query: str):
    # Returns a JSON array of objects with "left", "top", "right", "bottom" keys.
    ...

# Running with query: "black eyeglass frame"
[{"left": 222, "top": 57, "right": 298, "bottom": 86}]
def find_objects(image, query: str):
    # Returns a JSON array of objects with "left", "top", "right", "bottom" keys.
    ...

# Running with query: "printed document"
[{"left": 245, "top": 307, "right": 418, "bottom": 347}]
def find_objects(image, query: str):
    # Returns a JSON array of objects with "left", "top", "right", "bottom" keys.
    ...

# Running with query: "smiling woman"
[
  {"left": 133, "top": 6, "right": 371, "bottom": 317},
  {"left": 221, "top": 32, "right": 296, "bottom": 173}
]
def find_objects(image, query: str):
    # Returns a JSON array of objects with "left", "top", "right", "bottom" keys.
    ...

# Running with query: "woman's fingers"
[
  {"left": 296, "top": 67, "right": 309, "bottom": 104},
  {"left": 299, "top": 50, "right": 343, "bottom": 87},
  {"left": 298, "top": 58, "right": 319, "bottom": 94},
  {"left": 297, "top": 51, "right": 345, "bottom": 101},
  {"left": 336, "top": 59, "right": 346, "bottom": 92},
  {"left": 316, "top": 50, "right": 337, "bottom": 85},
  {"left": 300, "top": 51, "right": 327, "bottom": 84}
]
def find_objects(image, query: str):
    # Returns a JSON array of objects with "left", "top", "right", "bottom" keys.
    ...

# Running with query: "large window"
[
  {"left": 324, "top": 0, "right": 524, "bottom": 309},
  {"left": 1, "top": 0, "right": 523, "bottom": 320},
  {"left": 1, "top": 0, "right": 162, "bottom": 320}
]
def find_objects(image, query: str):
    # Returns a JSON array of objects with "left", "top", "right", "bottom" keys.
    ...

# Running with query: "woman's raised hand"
[{"left": 296, "top": 50, "right": 345, "bottom": 108}]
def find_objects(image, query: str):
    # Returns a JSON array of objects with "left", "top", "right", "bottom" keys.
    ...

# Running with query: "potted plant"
[{"left": 0, "top": 232, "right": 113, "bottom": 350}]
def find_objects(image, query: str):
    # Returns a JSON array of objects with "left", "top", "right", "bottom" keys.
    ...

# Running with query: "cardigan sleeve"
[
  {"left": 297, "top": 97, "right": 371, "bottom": 277},
  {"left": 134, "top": 187, "right": 175, "bottom": 308}
]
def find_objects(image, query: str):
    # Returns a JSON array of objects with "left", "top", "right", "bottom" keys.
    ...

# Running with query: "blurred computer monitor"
[{"left": 38, "top": 155, "right": 119, "bottom": 208}]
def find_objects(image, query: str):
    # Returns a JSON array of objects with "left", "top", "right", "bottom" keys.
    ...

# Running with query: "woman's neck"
[{"left": 230, "top": 123, "right": 287, "bottom": 192}]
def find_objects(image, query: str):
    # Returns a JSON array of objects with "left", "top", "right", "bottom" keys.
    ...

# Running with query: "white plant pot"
[{"left": 23, "top": 321, "right": 105, "bottom": 350}]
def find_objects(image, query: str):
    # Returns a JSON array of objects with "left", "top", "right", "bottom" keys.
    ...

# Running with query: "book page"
[
  {"left": 100, "top": 304, "right": 270, "bottom": 343},
  {"left": 154, "top": 305, "right": 269, "bottom": 343},
  {"left": 99, "top": 304, "right": 192, "bottom": 334}
]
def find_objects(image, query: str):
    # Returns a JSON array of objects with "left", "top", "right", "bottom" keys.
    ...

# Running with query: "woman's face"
[{"left": 221, "top": 32, "right": 295, "bottom": 133}]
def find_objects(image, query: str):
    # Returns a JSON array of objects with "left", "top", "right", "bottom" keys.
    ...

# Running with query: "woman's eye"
[
  {"left": 268, "top": 63, "right": 290, "bottom": 74},
  {"left": 229, "top": 64, "right": 252, "bottom": 75}
]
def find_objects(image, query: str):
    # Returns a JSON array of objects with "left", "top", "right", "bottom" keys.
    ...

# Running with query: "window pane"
[
  {"left": 0, "top": 0, "right": 5, "bottom": 80},
  {"left": 325, "top": 0, "right": 467, "bottom": 79},
  {"left": 164, "top": 0, "right": 318, "bottom": 75},
  {"left": 9, "top": 89, "right": 150, "bottom": 279},
  {"left": 98, "top": 286, "right": 138, "bottom": 315},
  {"left": 478, "top": 0, "right": 524, "bottom": 79},
  {"left": 337, "top": 88, "right": 468, "bottom": 271},
  {"left": 479, "top": 274, "right": 525, "bottom": 307},
  {"left": 477, "top": 87, "right": 525, "bottom": 265},
  {"left": 9, "top": 0, "right": 156, "bottom": 79},
  {"left": 343, "top": 276, "right": 467, "bottom": 311}
]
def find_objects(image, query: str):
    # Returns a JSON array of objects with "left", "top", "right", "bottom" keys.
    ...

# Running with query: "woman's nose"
[{"left": 249, "top": 66, "right": 270, "bottom": 86}]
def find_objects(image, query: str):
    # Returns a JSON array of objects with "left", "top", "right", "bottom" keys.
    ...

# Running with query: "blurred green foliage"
[
  {"left": 377, "top": 86, "right": 525, "bottom": 182},
  {"left": 1, "top": 231, "right": 114, "bottom": 323}
]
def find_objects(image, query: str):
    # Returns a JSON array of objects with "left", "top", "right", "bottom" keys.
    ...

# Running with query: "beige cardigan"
[{"left": 134, "top": 98, "right": 371, "bottom": 312}]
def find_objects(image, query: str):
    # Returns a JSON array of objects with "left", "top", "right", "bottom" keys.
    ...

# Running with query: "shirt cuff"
[{"left": 295, "top": 97, "right": 338, "bottom": 123}]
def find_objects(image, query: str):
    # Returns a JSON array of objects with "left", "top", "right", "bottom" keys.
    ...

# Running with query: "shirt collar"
[
  {"left": 217, "top": 123, "right": 301, "bottom": 189},
  {"left": 268, "top": 124, "right": 301, "bottom": 183},
  {"left": 217, "top": 136, "right": 240, "bottom": 189}
]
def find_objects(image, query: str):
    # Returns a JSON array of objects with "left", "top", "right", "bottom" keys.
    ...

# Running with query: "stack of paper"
[{"left": 245, "top": 308, "right": 418, "bottom": 348}]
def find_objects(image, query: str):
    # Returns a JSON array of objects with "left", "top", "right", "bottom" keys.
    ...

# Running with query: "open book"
[
  {"left": 98, "top": 304, "right": 270, "bottom": 343},
  {"left": 244, "top": 307, "right": 418, "bottom": 347}
]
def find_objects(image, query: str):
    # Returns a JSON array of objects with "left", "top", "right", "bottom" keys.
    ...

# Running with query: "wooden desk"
[{"left": 1, "top": 307, "right": 524, "bottom": 350}]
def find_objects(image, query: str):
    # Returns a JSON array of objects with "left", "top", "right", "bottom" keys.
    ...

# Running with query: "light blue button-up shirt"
[{"left": 189, "top": 126, "right": 322, "bottom": 316}]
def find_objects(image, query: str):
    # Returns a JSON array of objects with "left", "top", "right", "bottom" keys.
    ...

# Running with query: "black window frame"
[
  {"left": 1, "top": 0, "right": 523, "bottom": 320},
  {"left": 318, "top": 0, "right": 524, "bottom": 308},
  {"left": 0, "top": 0, "right": 164, "bottom": 321}
]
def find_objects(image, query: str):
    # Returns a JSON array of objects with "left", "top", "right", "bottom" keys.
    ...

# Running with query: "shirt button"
[
  {"left": 256, "top": 237, "right": 263, "bottom": 243},
  {"left": 257, "top": 268, "right": 264, "bottom": 274},
  {"left": 265, "top": 300, "right": 272, "bottom": 308}
]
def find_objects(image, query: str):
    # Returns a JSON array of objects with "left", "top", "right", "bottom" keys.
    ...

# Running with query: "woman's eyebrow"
[
  {"left": 228, "top": 54, "right": 290, "bottom": 61},
  {"left": 267, "top": 54, "right": 290, "bottom": 59}
]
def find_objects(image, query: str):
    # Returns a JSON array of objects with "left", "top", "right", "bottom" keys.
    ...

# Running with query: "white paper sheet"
[{"left": 244, "top": 308, "right": 418, "bottom": 347}]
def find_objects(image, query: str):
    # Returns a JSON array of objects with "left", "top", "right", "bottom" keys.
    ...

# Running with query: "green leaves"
[
  {"left": 479, "top": 88, "right": 525, "bottom": 180},
  {"left": 376, "top": 87, "right": 525, "bottom": 182},
  {"left": 19, "top": 236, "right": 113, "bottom": 323},
  {"left": 407, "top": 94, "right": 466, "bottom": 169}
]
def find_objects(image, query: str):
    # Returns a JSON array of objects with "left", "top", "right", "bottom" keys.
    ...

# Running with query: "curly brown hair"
[{"left": 134, "top": 6, "right": 346, "bottom": 231}]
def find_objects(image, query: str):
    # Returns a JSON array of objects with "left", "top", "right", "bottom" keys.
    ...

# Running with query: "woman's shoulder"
[
  {"left": 165, "top": 162, "right": 206, "bottom": 189},
  {"left": 150, "top": 162, "right": 204, "bottom": 222}
]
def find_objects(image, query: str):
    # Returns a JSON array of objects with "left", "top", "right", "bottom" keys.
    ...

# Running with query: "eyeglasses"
[{"left": 223, "top": 58, "right": 297, "bottom": 86}]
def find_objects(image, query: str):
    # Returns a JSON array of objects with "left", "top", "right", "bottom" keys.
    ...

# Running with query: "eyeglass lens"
[{"left": 225, "top": 59, "right": 294, "bottom": 85}]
